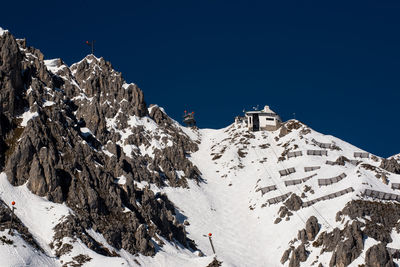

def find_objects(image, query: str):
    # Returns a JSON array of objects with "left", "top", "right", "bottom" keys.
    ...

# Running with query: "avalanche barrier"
[
  {"left": 311, "top": 138, "right": 333, "bottom": 149},
  {"left": 304, "top": 166, "right": 321, "bottom": 172},
  {"left": 354, "top": 152, "right": 369, "bottom": 158},
  {"left": 302, "top": 187, "right": 354, "bottom": 207},
  {"left": 362, "top": 189, "right": 400, "bottom": 201},
  {"left": 284, "top": 174, "right": 317, "bottom": 187},
  {"left": 279, "top": 168, "right": 296, "bottom": 177},
  {"left": 287, "top": 151, "right": 303, "bottom": 158},
  {"left": 266, "top": 192, "right": 292, "bottom": 205},
  {"left": 318, "top": 173, "right": 347, "bottom": 186},
  {"left": 257, "top": 185, "right": 277, "bottom": 195},
  {"left": 307, "top": 150, "right": 328, "bottom": 156}
]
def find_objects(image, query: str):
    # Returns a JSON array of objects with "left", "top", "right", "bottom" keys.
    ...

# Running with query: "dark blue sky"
[{"left": 2, "top": 0, "right": 399, "bottom": 157}]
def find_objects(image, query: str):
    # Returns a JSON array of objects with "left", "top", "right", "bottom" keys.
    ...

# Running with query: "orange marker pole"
[
  {"left": 8, "top": 201, "right": 15, "bottom": 235},
  {"left": 208, "top": 233, "right": 216, "bottom": 254}
]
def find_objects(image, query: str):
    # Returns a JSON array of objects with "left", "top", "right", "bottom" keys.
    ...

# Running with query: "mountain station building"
[{"left": 245, "top": 105, "right": 282, "bottom": 131}]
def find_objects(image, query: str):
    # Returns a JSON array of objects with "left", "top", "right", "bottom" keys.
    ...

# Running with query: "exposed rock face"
[
  {"left": 340, "top": 200, "right": 400, "bottom": 244},
  {"left": 284, "top": 193, "right": 303, "bottom": 211},
  {"left": 305, "top": 216, "right": 320, "bottom": 241},
  {"left": 335, "top": 156, "right": 349, "bottom": 166},
  {"left": 0, "top": 31, "right": 24, "bottom": 117},
  {"left": 288, "top": 243, "right": 308, "bottom": 267},
  {"left": 281, "top": 247, "right": 292, "bottom": 264},
  {"left": 0, "top": 31, "right": 26, "bottom": 169},
  {"left": 0, "top": 31, "right": 200, "bottom": 257},
  {"left": 282, "top": 216, "right": 319, "bottom": 266},
  {"left": 329, "top": 221, "right": 364, "bottom": 267},
  {"left": 380, "top": 158, "right": 400, "bottom": 174},
  {"left": 365, "top": 243, "right": 395, "bottom": 267},
  {"left": 310, "top": 200, "right": 400, "bottom": 267},
  {"left": 283, "top": 200, "right": 400, "bottom": 266}
]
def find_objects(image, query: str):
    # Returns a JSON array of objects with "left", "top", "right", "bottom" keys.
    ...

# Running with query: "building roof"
[{"left": 245, "top": 105, "right": 277, "bottom": 115}]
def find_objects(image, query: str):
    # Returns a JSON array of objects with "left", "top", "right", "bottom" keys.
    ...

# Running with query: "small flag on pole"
[
  {"left": 207, "top": 232, "right": 216, "bottom": 254},
  {"left": 9, "top": 201, "right": 16, "bottom": 234},
  {"left": 85, "top": 40, "right": 95, "bottom": 55}
]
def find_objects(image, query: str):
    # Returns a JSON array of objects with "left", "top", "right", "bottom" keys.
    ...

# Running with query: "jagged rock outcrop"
[
  {"left": 149, "top": 104, "right": 173, "bottom": 126},
  {"left": 282, "top": 216, "right": 319, "bottom": 266},
  {"left": 283, "top": 200, "right": 400, "bottom": 266},
  {"left": 339, "top": 200, "right": 400, "bottom": 244},
  {"left": 281, "top": 247, "right": 292, "bottom": 264},
  {"left": 285, "top": 193, "right": 303, "bottom": 211},
  {"left": 329, "top": 221, "right": 364, "bottom": 267},
  {"left": 365, "top": 243, "right": 395, "bottom": 267},
  {"left": 0, "top": 30, "right": 200, "bottom": 257},
  {"left": 310, "top": 200, "right": 400, "bottom": 267},
  {"left": 0, "top": 31, "right": 24, "bottom": 116},
  {"left": 335, "top": 156, "right": 349, "bottom": 166},
  {"left": 305, "top": 216, "right": 320, "bottom": 241},
  {"left": 289, "top": 243, "right": 308, "bottom": 267},
  {"left": 0, "top": 31, "right": 26, "bottom": 169},
  {"left": 380, "top": 158, "right": 400, "bottom": 174},
  {"left": 70, "top": 55, "right": 148, "bottom": 140}
]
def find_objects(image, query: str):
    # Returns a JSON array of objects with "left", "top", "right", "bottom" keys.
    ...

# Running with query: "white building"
[{"left": 245, "top": 105, "right": 282, "bottom": 131}]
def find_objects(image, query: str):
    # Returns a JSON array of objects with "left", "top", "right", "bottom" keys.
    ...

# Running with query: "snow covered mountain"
[{"left": 1, "top": 27, "right": 400, "bottom": 267}]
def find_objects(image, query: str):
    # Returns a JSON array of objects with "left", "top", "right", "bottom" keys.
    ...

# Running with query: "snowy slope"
[
  {"left": 1, "top": 118, "right": 399, "bottom": 267},
  {"left": 161, "top": 120, "right": 400, "bottom": 266}
]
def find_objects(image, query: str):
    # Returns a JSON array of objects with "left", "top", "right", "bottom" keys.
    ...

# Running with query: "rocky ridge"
[{"left": 0, "top": 29, "right": 201, "bottom": 259}]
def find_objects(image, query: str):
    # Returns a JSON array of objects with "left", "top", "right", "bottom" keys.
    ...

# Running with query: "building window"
[{"left": 266, "top": 118, "right": 274, "bottom": 121}]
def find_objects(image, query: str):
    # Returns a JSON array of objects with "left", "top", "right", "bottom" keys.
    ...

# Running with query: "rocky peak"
[
  {"left": 68, "top": 54, "right": 148, "bottom": 138},
  {"left": 70, "top": 54, "right": 147, "bottom": 116},
  {"left": 0, "top": 28, "right": 201, "bottom": 259},
  {"left": 0, "top": 28, "right": 24, "bottom": 117}
]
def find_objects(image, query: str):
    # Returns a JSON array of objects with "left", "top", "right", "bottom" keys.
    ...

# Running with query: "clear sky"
[{"left": 2, "top": 0, "right": 399, "bottom": 157}]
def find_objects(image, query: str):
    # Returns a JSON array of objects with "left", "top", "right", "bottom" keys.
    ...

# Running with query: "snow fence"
[
  {"left": 279, "top": 168, "right": 296, "bottom": 177},
  {"left": 284, "top": 174, "right": 317, "bottom": 187},
  {"left": 258, "top": 185, "right": 277, "bottom": 195},
  {"left": 354, "top": 152, "right": 369, "bottom": 158},
  {"left": 287, "top": 151, "right": 303, "bottom": 158},
  {"left": 307, "top": 150, "right": 328, "bottom": 156},
  {"left": 362, "top": 189, "right": 400, "bottom": 201},
  {"left": 266, "top": 192, "right": 292, "bottom": 205},
  {"left": 318, "top": 173, "right": 347, "bottom": 186},
  {"left": 304, "top": 166, "right": 321, "bottom": 172},
  {"left": 302, "top": 187, "right": 354, "bottom": 207},
  {"left": 312, "top": 138, "right": 334, "bottom": 149}
]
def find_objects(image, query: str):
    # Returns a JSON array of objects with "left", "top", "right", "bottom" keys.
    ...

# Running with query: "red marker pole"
[
  {"left": 208, "top": 233, "right": 216, "bottom": 254},
  {"left": 8, "top": 201, "right": 16, "bottom": 235}
]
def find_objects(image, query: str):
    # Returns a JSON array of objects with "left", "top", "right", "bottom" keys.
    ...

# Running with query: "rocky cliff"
[{"left": 0, "top": 29, "right": 201, "bottom": 258}]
